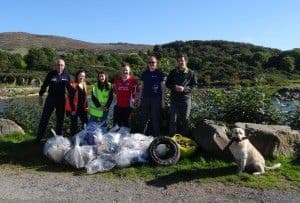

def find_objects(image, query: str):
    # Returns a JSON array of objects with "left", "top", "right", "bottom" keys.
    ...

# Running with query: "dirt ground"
[{"left": 0, "top": 168, "right": 299, "bottom": 202}]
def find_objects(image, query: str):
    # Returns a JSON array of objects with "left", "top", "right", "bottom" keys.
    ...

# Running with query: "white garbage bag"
[
  {"left": 109, "top": 124, "right": 120, "bottom": 132},
  {"left": 118, "top": 127, "right": 130, "bottom": 135},
  {"left": 43, "top": 129, "right": 71, "bottom": 163},
  {"left": 85, "top": 122, "right": 104, "bottom": 145},
  {"left": 115, "top": 148, "right": 142, "bottom": 167},
  {"left": 105, "top": 132, "right": 121, "bottom": 153},
  {"left": 115, "top": 133, "right": 154, "bottom": 167},
  {"left": 72, "top": 128, "right": 87, "bottom": 145},
  {"left": 86, "top": 154, "right": 116, "bottom": 174},
  {"left": 64, "top": 137, "right": 96, "bottom": 168}
]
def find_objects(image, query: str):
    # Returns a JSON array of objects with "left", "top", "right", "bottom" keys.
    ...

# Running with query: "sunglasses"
[{"left": 148, "top": 61, "right": 156, "bottom": 64}]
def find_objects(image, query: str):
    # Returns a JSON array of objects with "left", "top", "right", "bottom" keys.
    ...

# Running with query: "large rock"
[
  {"left": 235, "top": 122, "right": 300, "bottom": 158},
  {"left": 192, "top": 119, "right": 231, "bottom": 157},
  {"left": 0, "top": 118, "right": 25, "bottom": 135}
]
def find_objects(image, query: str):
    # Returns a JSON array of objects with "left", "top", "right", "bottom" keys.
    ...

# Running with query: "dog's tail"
[{"left": 265, "top": 163, "right": 281, "bottom": 170}]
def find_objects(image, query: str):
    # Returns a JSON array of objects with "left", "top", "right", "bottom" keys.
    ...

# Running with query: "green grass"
[{"left": 0, "top": 133, "right": 299, "bottom": 189}]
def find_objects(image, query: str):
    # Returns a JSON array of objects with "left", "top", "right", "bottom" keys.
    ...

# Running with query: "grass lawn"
[{"left": 0, "top": 133, "right": 299, "bottom": 190}]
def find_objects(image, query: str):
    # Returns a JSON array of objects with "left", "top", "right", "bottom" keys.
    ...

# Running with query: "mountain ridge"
[{"left": 0, "top": 32, "right": 152, "bottom": 52}]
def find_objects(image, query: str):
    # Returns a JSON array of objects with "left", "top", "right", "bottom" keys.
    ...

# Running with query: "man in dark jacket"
[
  {"left": 166, "top": 54, "right": 197, "bottom": 136},
  {"left": 36, "top": 59, "right": 71, "bottom": 143},
  {"left": 139, "top": 56, "right": 166, "bottom": 137}
]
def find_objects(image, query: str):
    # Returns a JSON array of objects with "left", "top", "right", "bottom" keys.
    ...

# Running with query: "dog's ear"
[{"left": 225, "top": 127, "right": 232, "bottom": 137}]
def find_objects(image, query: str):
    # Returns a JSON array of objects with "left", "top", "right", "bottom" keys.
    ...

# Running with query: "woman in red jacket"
[
  {"left": 66, "top": 70, "right": 88, "bottom": 136},
  {"left": 113, "top": 63, "right": 138, "bottom": 128}
]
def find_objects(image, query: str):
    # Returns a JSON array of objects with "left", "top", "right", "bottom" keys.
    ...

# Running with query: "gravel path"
[{"left": 0, "top": 168, "right": 299, "bottom": 202}]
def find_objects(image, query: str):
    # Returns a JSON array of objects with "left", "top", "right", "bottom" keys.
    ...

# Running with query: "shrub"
[
  {"left": 3, "top": 97, "right": 70, "bottom": 136},
  {"left": 189, "top": 86, "right": 284, "bottom": 128}
]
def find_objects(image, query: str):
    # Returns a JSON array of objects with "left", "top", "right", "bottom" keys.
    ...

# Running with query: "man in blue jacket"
[
  {"left": 139, "top": 56, "right": 166, "bottom": 137},
  {"left": 36, "top": 59, "right": 71, "bottom": 143},
  {"left": 166, "top": 54, "right": 197, "bottom": 136}
]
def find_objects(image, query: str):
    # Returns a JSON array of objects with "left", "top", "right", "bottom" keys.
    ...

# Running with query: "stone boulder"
[
  {"left": 30, "top": 78, "right": 42, "bottom": 86},
  {"left": 235, "top": 122, "right": 300, "bottom": 158},
  {"left": 192, "top": 119, "right": 231, "bottom": 158},
  {"left": 0, "top": 118, "right": 25, "bottom": 136}
]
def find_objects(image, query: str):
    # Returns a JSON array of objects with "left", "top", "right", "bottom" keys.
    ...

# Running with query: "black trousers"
[
  {"left": 70, "top": 109, "right": 88, "bottom": 136},
  {"left": 37, "top": 96, "right": 65, "bottom": 141},
  {"left": 113, "top": 106, "right": 132, "bottom": 128},
  {"left": 139, "top": 97, "right": 161, "bottom": 137}
]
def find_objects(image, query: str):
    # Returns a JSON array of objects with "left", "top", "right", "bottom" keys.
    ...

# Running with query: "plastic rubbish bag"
[
  {"left": 118, "top": 127, "right": 130, "bottom": 135},
  {"left": 121, "top": 133, "right": 153, "bottom": 150},
  {"left": 109, "top": 125, "right": 120, "bottom": 133},
  {"left": 155, "top": 144, "right": 168, "bottom": 156},
  {"left": 171, "top": 134, "right": 198, "bottom": 158},
  {"left": 72, "top": 128, "right": 88, "bottom": 145},
  {"left": 115, "top": 148, "right": 142, "bottom": 167},
  {"left": 105, "top": 132, "right": 121, "bottom": 153},
  {"left": 94, "top": 132, "right": 121, "bottom": 154},
  {"left": 64, "top": 137, "right": 96, "bottom": 168},
  {"left": 115, "top": 133, "right": 154, "bottom": 166},
  {"left": 86, "top": 154, "right": 116, "bottom": 174},
  {"left": 84, "top": 122, "right": 104, "bottom": 145},
  {"left": 43, "top": 129, "right": 71, "bottom": 163}
]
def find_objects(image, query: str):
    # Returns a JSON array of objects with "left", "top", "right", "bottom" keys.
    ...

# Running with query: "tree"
[
  {"left": 25, "top": 48, "right": 58, "bottom": 71},
  {"left": 280, "top": 56, "right": 295, "bottom": 72},
  {"left": 159, "top": 57, "right": 177, "bottom": 73},
  {"left": 266, "top": 55, "right": 281, "bottom": 69},
  {"left": 153, "top": 45, "right": 163, "bottom": 59},
  {"left": 10, "top": 53, "right": 26, "bottom": 69},
  {"left": 0, "top": 51, "right": 10, "bottom": 72},
  {"left": 250, "top": 51, "right": 271, "bottom": 68},
  {"left": 188, "top": 57, "right": 202, "bottom": 70},
  {"left": 283, "top": 49, "right": 300, "bottom": 71},
  {"left": 125, "top": 53, "right": 146, "bottom": 75}
]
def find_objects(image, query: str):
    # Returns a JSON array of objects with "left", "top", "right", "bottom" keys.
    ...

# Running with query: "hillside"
[
  {"left": 1, "top": 33, "right": 300, "bottom": 87},
  {"left": 0, "top": 32, "right": 152, "bottom": 53}
]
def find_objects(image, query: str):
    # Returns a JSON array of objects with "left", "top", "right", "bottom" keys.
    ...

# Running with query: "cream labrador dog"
[{"left": 229, "top": 127, "right": 281, "bottom": 175}]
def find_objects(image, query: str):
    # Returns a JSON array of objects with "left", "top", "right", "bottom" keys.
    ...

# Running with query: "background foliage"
[{"left": 1, "top": 40, "right": 300, "bottom": 86}]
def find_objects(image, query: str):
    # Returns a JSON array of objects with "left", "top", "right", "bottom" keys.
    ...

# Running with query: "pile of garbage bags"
[{"left": 43, "top": 123, "right": 154, "bottom": 174}]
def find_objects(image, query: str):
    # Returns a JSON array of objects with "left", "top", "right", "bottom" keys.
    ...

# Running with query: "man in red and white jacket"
[{"left": 113, "top": 63, "right": 138, "bottom": 128}]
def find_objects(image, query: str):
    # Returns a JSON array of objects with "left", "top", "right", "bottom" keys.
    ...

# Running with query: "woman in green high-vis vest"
[{"left": 89, "top": 71, "right": 113, "bottom": 126}]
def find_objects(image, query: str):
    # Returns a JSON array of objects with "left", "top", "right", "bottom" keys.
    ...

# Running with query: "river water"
[
  {"left": 0, "top": 99, "right": 8, "bottom": 116},
  {"left": 1, "top": 96, "right": 298, "bottom": 116}
]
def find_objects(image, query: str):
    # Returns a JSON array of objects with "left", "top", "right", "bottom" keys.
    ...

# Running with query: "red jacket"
[
  {"left": 65, "top": 82, "right": 88, "bottom": 112},
  {"left": 114, "top": 76, "right": 138, "bottom": 108}
]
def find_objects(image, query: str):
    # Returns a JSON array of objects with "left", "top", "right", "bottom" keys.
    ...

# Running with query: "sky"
[{"left": 0, "top": 0, "right": 299, "bottom": 50}]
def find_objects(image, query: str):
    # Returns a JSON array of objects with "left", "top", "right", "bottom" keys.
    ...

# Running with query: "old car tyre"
[{"left": 148, "top": 136, "right": 180, "bottom": 165}]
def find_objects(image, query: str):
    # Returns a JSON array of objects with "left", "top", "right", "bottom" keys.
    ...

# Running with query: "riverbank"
[{"left": 0, "top": 86, "right": 39, "bottom": 99}]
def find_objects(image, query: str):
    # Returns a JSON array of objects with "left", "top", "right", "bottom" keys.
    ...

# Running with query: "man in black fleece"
[
  {"left": 36, "top": 59, "right": 71, "bottom": 143},
  {"left": 166, "top": 54, "right": 197, "bottom": 136}
]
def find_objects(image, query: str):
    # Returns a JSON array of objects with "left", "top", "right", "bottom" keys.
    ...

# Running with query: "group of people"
[{"left": 35, "top": 54, "right": 197, "bottom": 143}]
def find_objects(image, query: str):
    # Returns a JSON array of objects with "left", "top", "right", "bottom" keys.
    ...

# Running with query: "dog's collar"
[
  {"left": 231, "top": 136, "right": 248, "bottom": 143},
  {"left": 223, "top": 136, "right": 249, "bottom": 151}
]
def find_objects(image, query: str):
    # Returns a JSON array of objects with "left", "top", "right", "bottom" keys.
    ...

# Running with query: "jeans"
[{"left": 169, "top": 98, "right": 191, "bottom": 136}]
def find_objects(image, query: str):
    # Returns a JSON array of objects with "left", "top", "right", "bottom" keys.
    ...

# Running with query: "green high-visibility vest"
[{"left": 89, "top": 83, "right": 112, "bottom": 118}]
